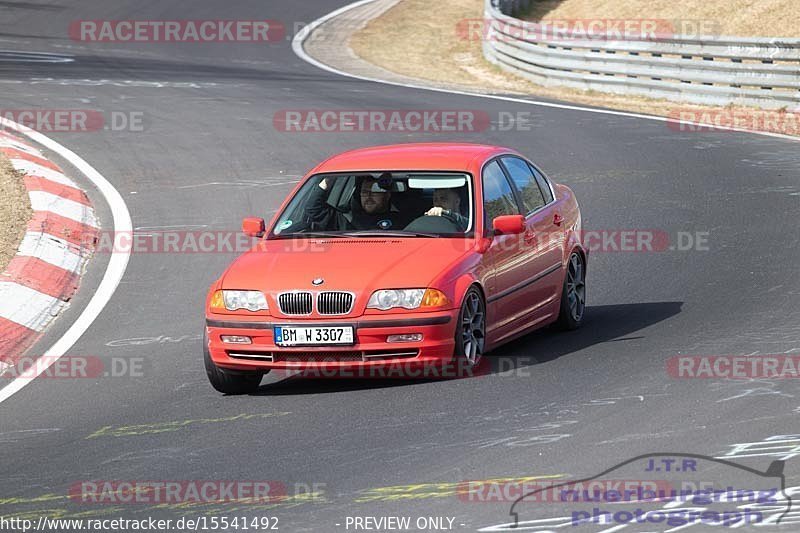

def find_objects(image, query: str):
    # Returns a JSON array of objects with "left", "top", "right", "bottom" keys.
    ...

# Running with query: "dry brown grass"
[
  {"left": 350, "top": 0, "right": 483, "bottom": 86},
  {"left": 349, "top": 0, "right": 800, "bottom": 137},
  {"left": 0, "top": 152, "right": 32, "bottom": 273},
  {"left": 523, "top": 0, "right": 800, "bottom": 38}
]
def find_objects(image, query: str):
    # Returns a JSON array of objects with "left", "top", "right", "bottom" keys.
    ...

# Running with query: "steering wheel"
[{"left": 403, "top": 215, "right": 460, "bottom": 233}]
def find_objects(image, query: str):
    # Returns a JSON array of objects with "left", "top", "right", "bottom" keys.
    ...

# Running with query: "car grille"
[
  {"left": 317, "top": 292, "right": 354, "bottom": 315},
  {"left": 273, "top": 352, "right": 364, "bottom": 363},
  {"left": 227, "top": 350, "right": 419, "bottom": 363},
  {"left": 277, "top": 292, "right": 313, "bottom": 315},
  {"left": 277, "top": 291, "right": 354, "bottom": 315}
]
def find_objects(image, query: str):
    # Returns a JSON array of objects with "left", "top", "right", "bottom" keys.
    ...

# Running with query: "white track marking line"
[
  {"left": 28, "top": 190, "right": 98, "bottom": 227},
  {"left": 0, "top": 118, "right": 132, "bottom": 404},
  {"left": 0, "top": 282, "right": 68, "bottom": 332},
  {"left": 291, "top": 0, "right": 799, "bottom": 143}
]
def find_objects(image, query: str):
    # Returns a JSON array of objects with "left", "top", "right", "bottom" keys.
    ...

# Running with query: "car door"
[
  {"left": 481, "top": 159, "right": 530, "bottom": 343},
  {"left": 498, "top": 156, "right": 564, "bottom": 329},
  {"left": 528, "top": 162, "right": 568, "bottom": 305}
]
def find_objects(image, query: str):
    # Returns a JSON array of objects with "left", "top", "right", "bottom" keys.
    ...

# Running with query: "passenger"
[
  {"left": 306, "top": 176, "right": 407, "bottom": 231},
  {"left": 425, "top": 188, "right": 468, "bottom": 230}
]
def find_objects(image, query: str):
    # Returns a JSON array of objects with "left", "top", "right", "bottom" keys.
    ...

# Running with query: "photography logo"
[{"left": 480, "top": 453, "right": 792, "bottom": 531}]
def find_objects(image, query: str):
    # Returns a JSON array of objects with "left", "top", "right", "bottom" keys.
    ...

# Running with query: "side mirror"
[
  {"left": 492, "top": 214, "right": 525, "bottom": 235},
  {"left": 242, "top": 217, "right": 265, "bottom": 238}
]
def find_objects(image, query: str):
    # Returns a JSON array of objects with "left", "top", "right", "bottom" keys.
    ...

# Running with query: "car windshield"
[{"left": 270, "top": 172, "right": 474, "bottom": 238}]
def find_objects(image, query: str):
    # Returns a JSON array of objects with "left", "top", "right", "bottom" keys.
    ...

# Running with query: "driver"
[
  {"left": 425, "top": 188, "right": 468, "bottom": 230},
  {"left": 306, "top": 175, "right": 408, "bottom": 231}
]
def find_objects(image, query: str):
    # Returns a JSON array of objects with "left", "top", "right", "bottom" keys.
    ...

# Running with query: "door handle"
[{"left": 553, "top": 213, "right": 564, "bottom": 226}]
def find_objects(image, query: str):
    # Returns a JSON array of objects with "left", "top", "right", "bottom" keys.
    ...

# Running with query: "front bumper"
[{"left": 205, "top": 309, "right": 458, "bottom": 374}]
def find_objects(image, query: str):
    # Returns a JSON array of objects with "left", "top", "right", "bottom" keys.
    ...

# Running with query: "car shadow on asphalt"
[{"left": 250, "top": 301, "right": 682, "bottom": 395}]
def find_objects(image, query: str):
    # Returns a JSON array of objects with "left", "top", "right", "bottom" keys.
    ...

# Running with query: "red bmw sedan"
[{"left": 204, "top": 143, "right": 585, "bottom": 393}]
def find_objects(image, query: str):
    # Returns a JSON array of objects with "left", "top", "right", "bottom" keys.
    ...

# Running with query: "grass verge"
[
  {"left": 0, "top": 152, "right": 32, "bottom": 273},
  {"left": 521, "top": 0, "right": 800, "bottom": 38}
]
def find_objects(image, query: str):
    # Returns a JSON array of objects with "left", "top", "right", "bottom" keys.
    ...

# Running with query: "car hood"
[{"left": 221, "top": 237, "right": 473, "bottom": 293}]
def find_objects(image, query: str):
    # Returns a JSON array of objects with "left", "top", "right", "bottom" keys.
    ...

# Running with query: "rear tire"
[
  {"left": 204, "top": 333, "right": 264, "bottom": 394},
  {"left": 557, "top": 252, "right": 586, "bottom": 330},
  {"left": 454, "top": 287, "right": 485, "bottom": 369}
]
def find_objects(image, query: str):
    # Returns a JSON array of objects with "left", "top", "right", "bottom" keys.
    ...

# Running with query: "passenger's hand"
[{"left": 426, "top": 207, "right": 444, "bottom": 216}]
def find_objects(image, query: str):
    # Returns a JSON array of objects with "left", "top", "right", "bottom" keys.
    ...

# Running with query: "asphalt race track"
[{"left": 1, "top": 1, "right": 799, "bottom": 531}]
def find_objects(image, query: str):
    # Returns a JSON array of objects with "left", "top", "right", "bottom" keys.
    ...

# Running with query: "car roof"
[{"left": 312, "top": 143, "right": 517, "bottom": 173}]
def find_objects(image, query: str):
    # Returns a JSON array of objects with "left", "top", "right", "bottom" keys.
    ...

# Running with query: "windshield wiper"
[
  {"left": 344, "top": 231, "right": 440, "bottom": 238},
  {"left": 274, "top": 232, "right": 350, "bottom": 239}
]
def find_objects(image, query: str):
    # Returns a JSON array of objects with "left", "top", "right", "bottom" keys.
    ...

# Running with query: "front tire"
[
  {"left": 204, "top": 333, "right": 264, "bottom": 394},
  {"left": 557, "top": 251, "right": 586, "bottom": 330},
  {"left": 454, "top": 287, "right": 485, "bottom": 369}
]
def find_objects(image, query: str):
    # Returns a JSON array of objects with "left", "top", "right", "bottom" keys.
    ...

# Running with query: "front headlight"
[
  {"left": 367, "top": 288, "right": 449, "bottom": 310},
  {"left": 212, "top": 290, "right": 268, "bottom": 312},
  {"left": 367, "top": 289, "right": 425, "bottom": 310}
]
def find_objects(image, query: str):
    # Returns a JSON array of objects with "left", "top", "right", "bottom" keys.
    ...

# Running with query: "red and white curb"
[{"left": 0, "top": 130, "right": 98, "bottom": 369}]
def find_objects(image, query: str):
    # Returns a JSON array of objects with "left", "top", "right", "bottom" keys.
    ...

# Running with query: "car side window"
[
  {"left": 501, "top": 157, "right": 546, "bottom": 214},
  {"left": 482, "top": 160, "right": 520, "bottom": 229},
  {"left": 528, "top": 163, "right": 554, "bottom": 204}
]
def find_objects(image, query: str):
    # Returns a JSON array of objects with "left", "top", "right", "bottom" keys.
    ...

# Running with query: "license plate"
[{"left": 273, "top": 325, "right": 354, "bottom": 346}]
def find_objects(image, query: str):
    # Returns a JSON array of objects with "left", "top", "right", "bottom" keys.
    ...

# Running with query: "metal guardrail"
[{"left": 484, "top": 0, "right": 800, "bottom": 108}]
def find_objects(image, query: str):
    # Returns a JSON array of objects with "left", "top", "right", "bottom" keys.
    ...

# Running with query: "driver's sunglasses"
[{"left": 360, "top": 189, "right": 388, "bottom": 197}]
